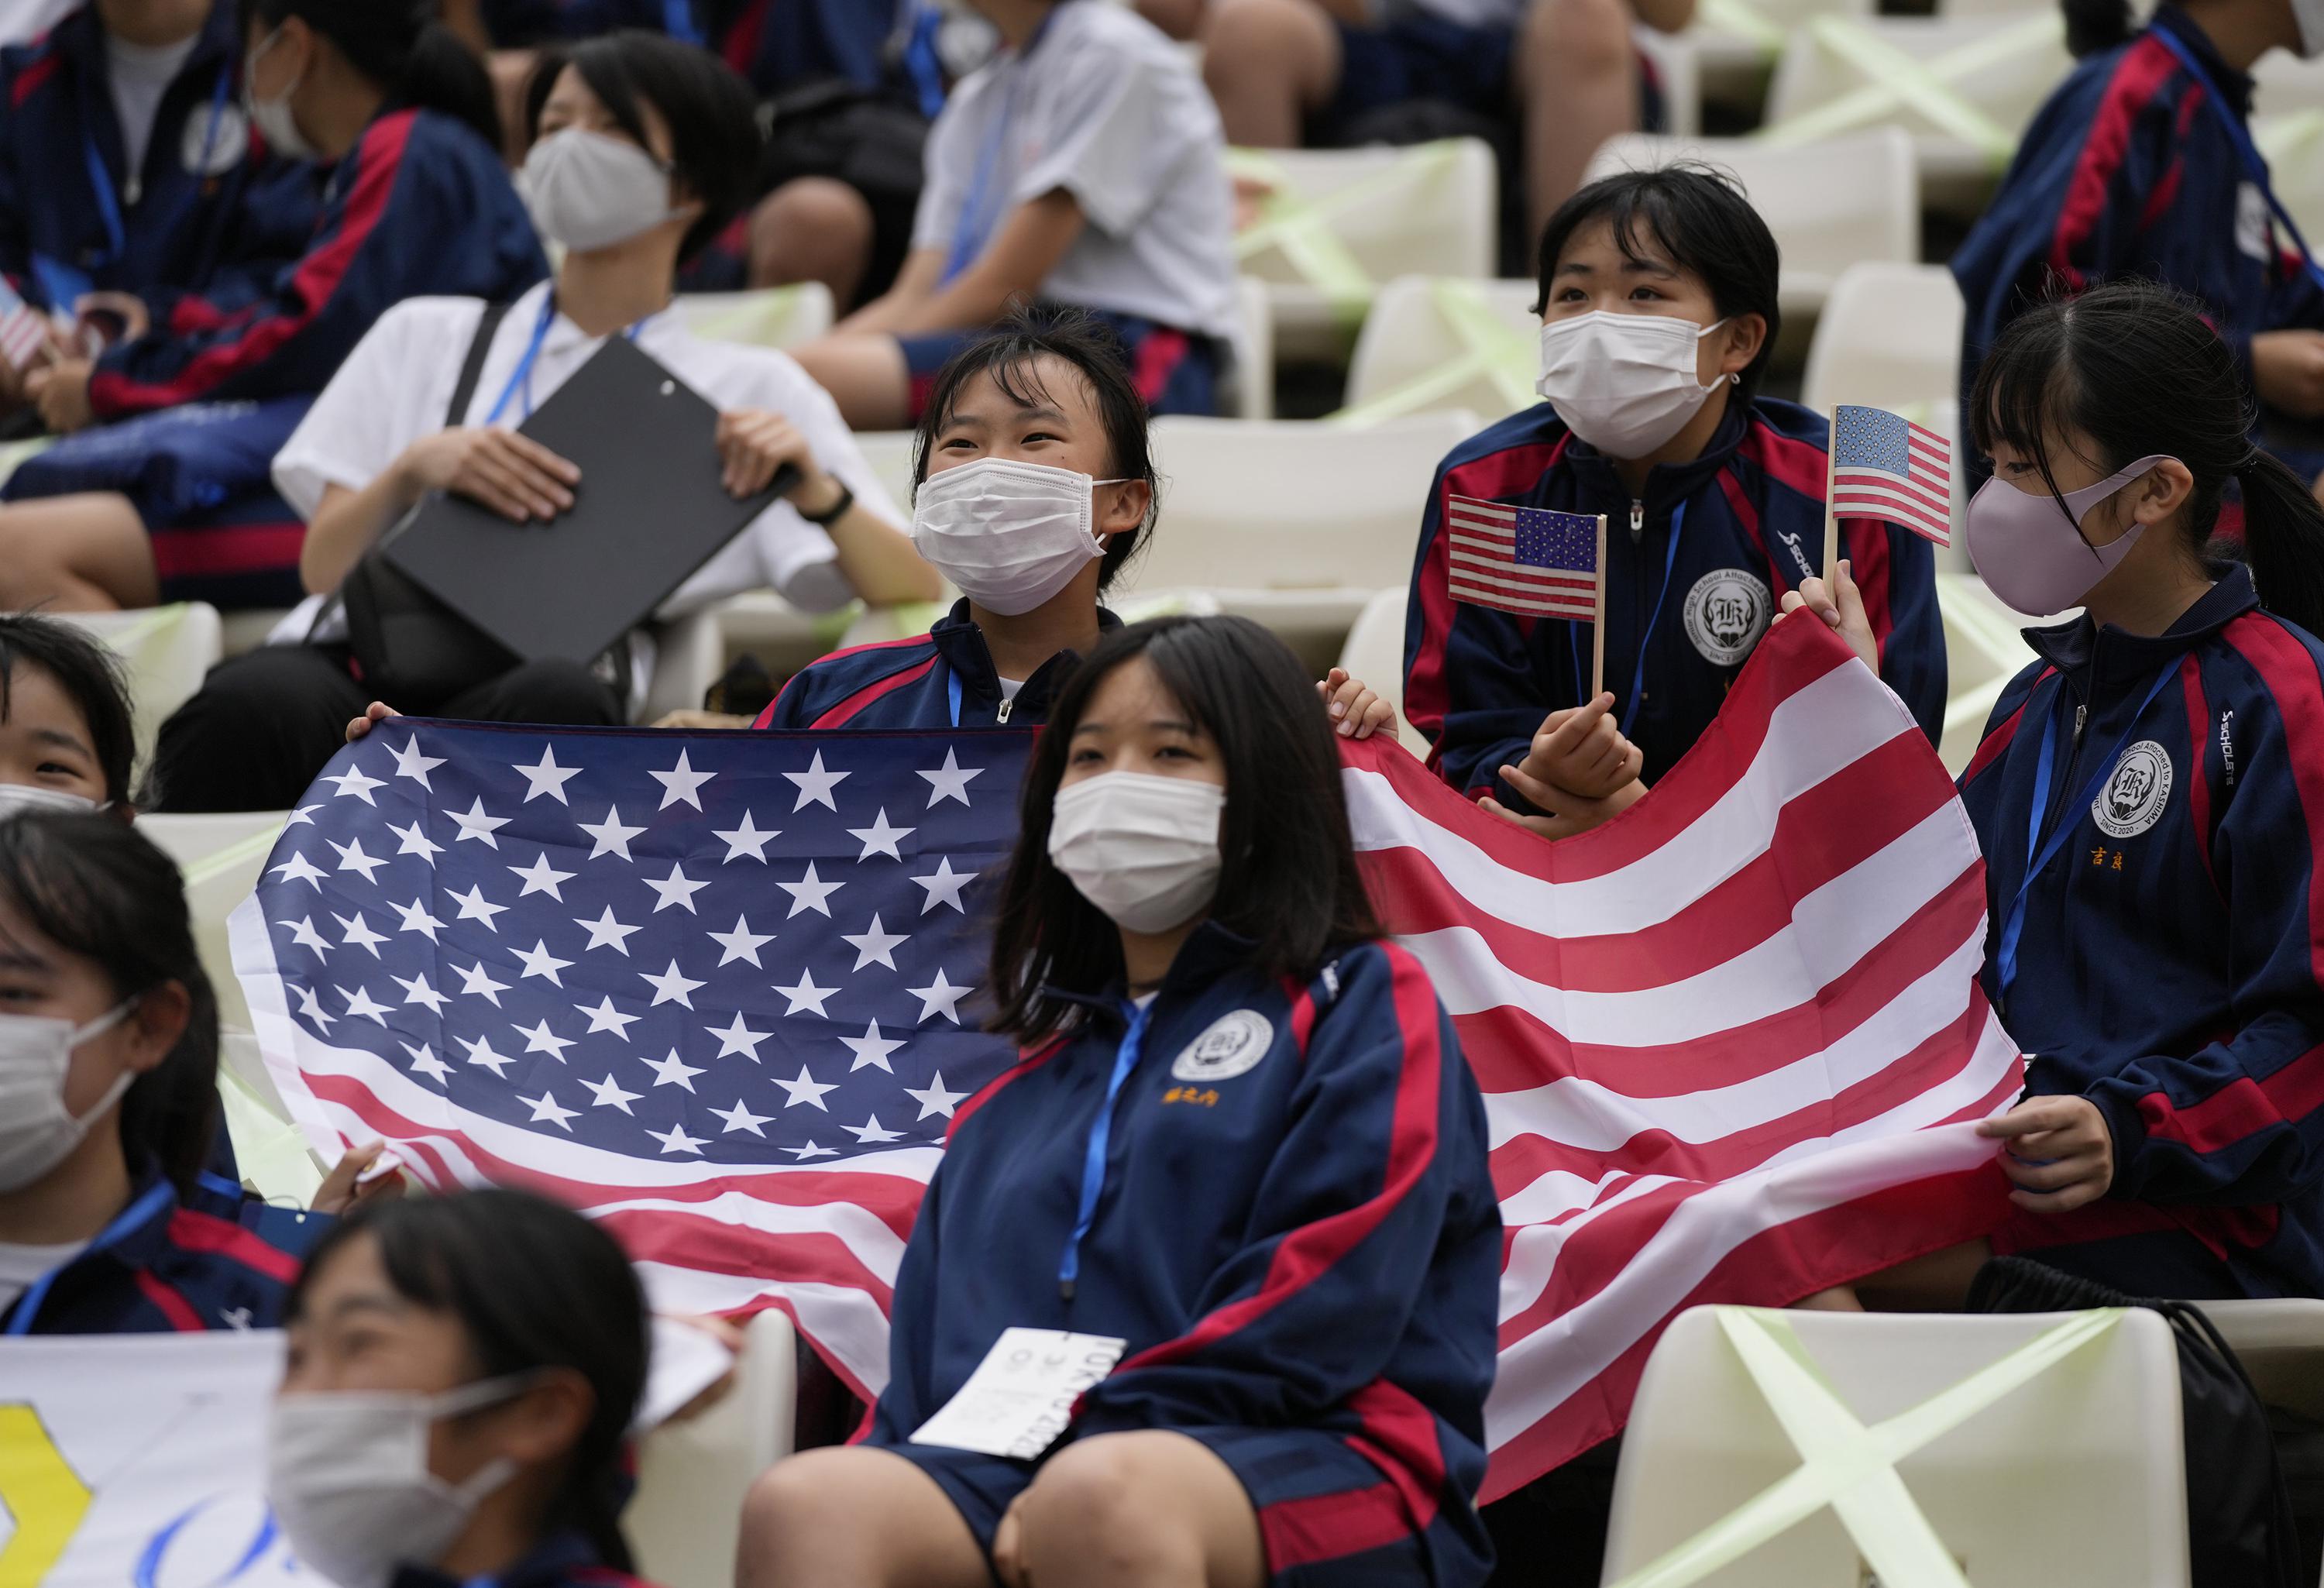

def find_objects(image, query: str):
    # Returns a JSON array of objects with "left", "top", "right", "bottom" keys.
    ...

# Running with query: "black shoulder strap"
[{"left": 447, "top": 301, "right": 513, "bottom": 428}]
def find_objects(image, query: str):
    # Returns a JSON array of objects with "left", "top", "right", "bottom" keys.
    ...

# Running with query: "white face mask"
[
  {"left": 1047, "top": 772, "right": 1226, "bottom": 935},
  {"left": 243, "top": 28, "right": 315, "bottom": 162},
  {"left": 912, "top": 457, "right": 1123, "bottom": 617},
  {"left": 520, "top": 128, "right": 683, "bottom": 253},
  {"left": 0, "top": 784, "right": 101, "bottom": 820},
  {"left": 266, "top": 1377, "right": 532, "bottom": 1588},
  {"left": 0, "top": 1002, "right": 138, "bottom": 1194},
  {"left": 1536, "top": 311, "right": 1731, "bottom": 458}
]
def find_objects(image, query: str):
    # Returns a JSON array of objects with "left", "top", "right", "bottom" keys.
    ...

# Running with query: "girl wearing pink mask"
[{"left": 1793, "top": 278, "right": 2324, "bottom": 1303}]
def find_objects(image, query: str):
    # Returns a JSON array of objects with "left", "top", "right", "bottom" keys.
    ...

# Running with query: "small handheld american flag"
[
  {"left": 0, "top": 278, "right": 49, "bottom": 373},
  {"left": 1443, "top": 494, "right": 1604, "bottom": 617},
  {"left": 1828, "top": 404, "right": 1954, "bottom": 548}
]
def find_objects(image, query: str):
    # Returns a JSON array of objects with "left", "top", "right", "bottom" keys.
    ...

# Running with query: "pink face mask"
[{"left": 1964, "top": 454, "right": 2173, "bottom": 615}]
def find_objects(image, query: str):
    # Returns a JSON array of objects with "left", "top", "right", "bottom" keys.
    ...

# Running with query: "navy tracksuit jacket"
[
  {"left": 868, "top": 928, "right": 1502, "bottom": 1583},
  {"left": 1961, "top": 567, "right": 2324, "bottom": 1299},
  {"left": 1402, "top": 398, "right": 1946, "bottom": 803},
  {"left": 755, "top": 601, "right": 1122, "bottom": 730},
  {"left": 0, "top": 0, "right": 316, "bottom": 314}
]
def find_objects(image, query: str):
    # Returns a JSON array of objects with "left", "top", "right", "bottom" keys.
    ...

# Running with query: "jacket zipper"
[
  {"left": 996, "top": 696, "right": 1014, "bottom": 724},
  {"left": 1629, "top": 499, "right": 1645, "bottom": 545}
]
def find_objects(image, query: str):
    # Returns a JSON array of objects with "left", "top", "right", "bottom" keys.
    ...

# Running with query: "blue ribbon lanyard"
[
  {"left": 903, "top": 5, "right": 948, "bottom": 121},
  {"left": 662, "top": 0, "right": 705, "bottom": 46},
  {"left": 482, "top": 295, "right": 652, "bottom": 426},
  {"left": 947, "top": 670, "right": 964, "bottom": 727},
  {"left": 2148, "top": 26, "right": 2324, "bottom": 294},
  {"left": 5, "top": 1178, "right": 175, "bottom": 1335},
  {"left": 76, "top": 61, "right": 233, "bottom": 273},
  {"left": 1993, "top": 664, "right": 2177, "bottom": 1000},
  {"left": 1058, "top": 1000, "right": 1151, "bottom": 1303},
  {"left": 942, "top": 11, "right": 1054, "bottom": 284},
  {"left": 1567, "top": 500, "right": 1686, "bottom": 738}
]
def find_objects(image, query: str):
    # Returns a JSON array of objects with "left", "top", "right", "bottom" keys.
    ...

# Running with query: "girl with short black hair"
[
  {"left": 0, "top": 614, "right": 136, "bottom": 814},
  {"left": 742, "top": 614, "right": 1501, "bottom": 1588},
  {"left": 270, "top": 1188, "right": 655, "bottom": 1588},
  {"left": 1402, "top": 163, "right": 1945, "bottom": 841}
]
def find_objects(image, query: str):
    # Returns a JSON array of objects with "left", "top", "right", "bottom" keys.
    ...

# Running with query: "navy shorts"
[
  {"left": 898, "top": 306, "right": 1223, "bottom": 421},
  {"left": 152, "top": 486, "right": 308, "bottom": 611},
  {"left": 1326, "top": 16, "right": 1519, "bottom": 132},
  {"left": 882, "top": 1425, "right": 1464, "bottom": 1587}
]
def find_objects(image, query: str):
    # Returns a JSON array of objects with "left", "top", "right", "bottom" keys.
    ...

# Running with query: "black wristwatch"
[{"left": 795, "top": 480, "right": 854, "bottom": 525}]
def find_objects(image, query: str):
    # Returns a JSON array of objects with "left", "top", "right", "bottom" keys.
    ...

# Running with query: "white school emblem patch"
[
  {"left": 1171, "top": 1010, "right": 1274, "bottom": 1083},
  {"left": 184, "top": 103, "right": 249, "bottom": 177},
  {"left": 1683, "top": 568, "right": 1771, "bottom": 667},
  {"left": 2092, "top": 740, "right": 2174, "bottom": 839},
  {"left": 2237, "top": 182, "right": 2272, "bottom": 261}
]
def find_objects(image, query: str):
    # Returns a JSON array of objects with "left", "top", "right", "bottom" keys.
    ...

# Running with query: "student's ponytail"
[
  {"left": 2061, "top": 0, "right": 2133, "bottom": 57},
  {"left": 390, "top": 20, "right": 501, "bottom": 152},
  {"left": 242, "top": 1, "right": 501, "bottom": 152},
  {"left": 2229, "top": 450, "right": 2324, "bottom": 637}
]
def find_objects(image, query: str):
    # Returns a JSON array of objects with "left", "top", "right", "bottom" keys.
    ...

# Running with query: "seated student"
[
  {"left": 146, "top": 30, "right": 937, "bottom": 814},
  {"left": 0, "top": 809, "right": 318, "bottom": 1332},
  {"left": 1794, "top": 279, "right": 2324, "bottom": 1301},
  {"left": 1954, "top": 0, "right": 2324, "bottom": 486},
  {"left": 0, "top": 0, "right": 545, "bottom": 614},
  {"left": 786, "top": 0, "right": 1237, "bottom": 431},
  {"left": 739, "top": 614, "right": 1500, "bottom": 1588},
  {"left": 0, "top": 0, "right": 317, "bottom": 412},
  {"left": 1182, "top": 0, "right": 1694, "bottom": 248},
  {"left": 1403, "top": 164, "right": 1945, "bottom": 835},
  {"left": 0, "top": 612, "right": 136, "bottom": 818},
  {"left": 268, "top": 1189, "right": 656, "bottom": 1588}
]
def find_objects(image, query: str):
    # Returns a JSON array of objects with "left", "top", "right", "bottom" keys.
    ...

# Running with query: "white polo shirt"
[
  {"left": 270, "top": 281, "right": 906, "bottom": 700},
  {"left": 911, "top": 0, "right": 1237, "bottom": 343}
]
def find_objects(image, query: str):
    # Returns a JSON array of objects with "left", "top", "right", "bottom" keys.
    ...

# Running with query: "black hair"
[
  {"left": 911, "top": 308, "right": 1161, "bottom": 594},
  {"left": 242, "top": 0, "right": 501, "bottom": 152},
  {"left": 523, "top": 31, "right": 765, "bottom": 263},
  {"left": 286, "top": 1190, "right": 651, "bottom": 1570},
  {"left": 0, "top": 813, "right": 215, "bottom": 1194},
  {"left": 988, "top": 615, "right": 1380, "bottom": 1042},
  {"left": 1532, "top": 162, "right": 1782, "bottom": 406},
  {"left": 0, "top": 614, "right": 134, "bottom": 807},
  {"left": 1971, "top": 278, "right": 2324, "bottom": 637},
  {"left": 2061, "top": 0, "right": 2135, "bottom": 57}
]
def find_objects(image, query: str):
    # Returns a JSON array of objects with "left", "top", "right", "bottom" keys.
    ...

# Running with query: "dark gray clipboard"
[{"left": 382, "top": 335, "right": 790, "bottom": 665}]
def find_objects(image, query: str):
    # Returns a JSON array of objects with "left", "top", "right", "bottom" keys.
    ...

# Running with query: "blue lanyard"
[
  {"left": 943, "top": 12, "right": 1054, "bottom": 284},
  {"left": 903, "top": 5, "right": 947, "bottom": 121},
  {"left": 2148, "top": 26, "right": 2324, "bottom": 294},
  {"left": 947, "top": 670, "right": 963, "bottom": 728},
  {"left": 483, "top": 295, "right": 651, "bottom": 426},
  {"left": 1058, "top": 1000, "right": 1150, "bottom": 1302},
  {"left": 1993, "top": 664, "right": 2178, "bottom": 1000},
  {"left": 78, "top": 60, "right": 233, "bottom": 270},
  {"left": 662, "top": 0, "right": 704, "bottom": 46},
  {"left": 5, "top": 1178, "right": 174, "bottom": 1335},
  {"left": 1566, "top": 500, "right": 1686, "bottom": 737}
]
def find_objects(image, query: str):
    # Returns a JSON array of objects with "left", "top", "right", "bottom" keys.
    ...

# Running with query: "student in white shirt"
[
  {"left": 146, "top": 31, "right": 938, "bottom": 813},
  {"left": 788, "top": 0, "right": 1238, "bottom": 431}
]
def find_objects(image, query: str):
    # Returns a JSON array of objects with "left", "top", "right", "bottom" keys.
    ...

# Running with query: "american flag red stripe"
[
  {"left": 1831, "top": 406, "right": 1954, "bottom": 548},
  {"left": 0, "top": 304, "right": 49, "bottom": 371},
  {"left": 1444, "top": 495, "right": 1600, "bottom": 620},
  {"left": 1341, "top": 615, "right": 2020, "bottom": 1498}
]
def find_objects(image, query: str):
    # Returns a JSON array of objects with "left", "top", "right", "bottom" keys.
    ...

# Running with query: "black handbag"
[
  {"left": 332, "top": 304, "right": 522, "bottom": 712},
  {"left": 1967, "top": 1255, "right": 2307, "bottom": 1587}
]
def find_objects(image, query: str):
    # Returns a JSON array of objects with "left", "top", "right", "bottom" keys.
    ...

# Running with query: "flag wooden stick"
[
  {"left": 1591, "top": 513, "right": 1607, "bottom": 702},
  {"left": 1822, "top": 412, "right": 1841, "bottom": 585}
]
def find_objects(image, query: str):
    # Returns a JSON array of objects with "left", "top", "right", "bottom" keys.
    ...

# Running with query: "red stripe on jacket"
[
  {"left": 9, "top": 51, "right": 57, "bottom": 108},
  {"left": 91, "top": 111, "right": 419, "bottom": 415},
  {"left": 1960, "top": 668, "right": 2055, "bottom": 787},
  {"left": 1115, "top": 944, "right": 1445, "bottom": 1373},
  {"left": 134, "top": 1268, "right": 208, "bottom": 1330},
  {"left": 948, "top": 1036, "right": 1071, "bottom": 1141},
  {"left": 2178, "top": 652, "right": 2220, "bottom": 896},
  {"left": 167, "top": 1205, "right": 303, "bottom": 1284},
  {"left": 810, "top": 656, "right": 940, "bottom": 728},
  {"left": 2050, "top": 37, "right": 2181, "bottom": 288},
  {"left": 754, "top": 634, "right": 938, "bottom": 729}
]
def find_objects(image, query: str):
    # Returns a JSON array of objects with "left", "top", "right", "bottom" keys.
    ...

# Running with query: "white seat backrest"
[
  {"left": 1336, "top": 587, "right": 1432, "bottom": 757},
  {"left": 140, "top": 810, "right": 290, "bottom": 1035},
  {"left": 1229, "top": 275, "right": 1276, "bottom": 421},
  {"left": 1237, "top": 139, "right": 1498, "bottom": 287},
  {"left": 2257, "top": 48, "right": 2324, "bottom": 118},
  {"left": 1584, "top": 130, "right": 1918, "bottom": 289},
  {"left": 1605, "top": 1307, "right": 2192, "bottom": 1588},
  {"left": 1765, "top": 15, "right": 2072, "bottom": 147},
  {"left": 627, "top": 1310, "right": 799, "bottom": 1588},
  {"left": 1342, "top": 277, "right": 1541, "bottom": 424},
  {"left": 672, "top": 284, "right": 837, "bottom": 351},
  {"left": 56, "top": 603, "right": 224, "bottom": 783},
  {"left": 2260, "top": 115, "right": 2324, "bottom": 235},
  {"left": 1633, "top": 25, "right": 1703, "bottom": 138},
  {"left": 1800, "top": 262, "right": 1965, "bottom": 416},
  {"left": 1126, "top": 413, "right": 1476, "bottom": 595},
  {"left": 852, "top": 430, "right": 920, "bottom": 517}
]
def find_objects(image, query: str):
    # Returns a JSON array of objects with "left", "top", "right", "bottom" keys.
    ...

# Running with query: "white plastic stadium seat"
[
  {"left": 1341, "top": 277, "right": 1541, "bottom": 428},
  {"left": 1336, "top": 586, "right": 1432, "bottom": 758},
  {"left": 672, "top": 284, "right": 837, "bottom": 352},
  {"left": 2190, "top": 1298, "right": 2324, "bottom": 1422},
  {"left": 1583, "top": 130, "right": 1917, "bottom": 329},
  {"left": 54, "top": 603, "right": 223, "bottom": 782},
  {"left": 1120, "top": 411, "right": 1477, "bottom": 662},
  {"left": 1762, "top": 15, "right": 2075, "bottom": 215},
  {"left": 1232, "top": 139, "right": 1498, "bottom": 361},
  {"left": 1678, "top": 0, "right": 1875, "bottom": 108},
  {"left": 1226, "top": 274, "right": 1277, "bottom": 421},
  {"left": 139, "top": 810, "right": 287, "bottom": 1037},
  {"left": 1935, "top": 569, "right": 2040, "bottom": 774},
  {"left": 1603, "top": 1306, "right": 2192, "bottom": 1587},
  {"left": 1800, "top": 263, "right": 1966, "bottom": 423},
  {"left": 627, "top": 1309, "right": 801, "bottom": 1588},
  {"left": 2259, "top": 114, "right": 2324, "bottom": 235},
  {"left": 2257, "top": 50, "right": 2324, "bottom": 119},
  {"left": 1635, "top": 25, "right": 1704, "bottom": 139}
]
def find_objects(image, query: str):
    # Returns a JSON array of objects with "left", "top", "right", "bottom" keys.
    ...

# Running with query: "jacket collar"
[
  {"left": 2023, "top": 564, "right": 2257, "bottom": 691},
  {"left": 2149, "top": 5, "right": 2254, "bottom": 115},
  {"left": 929, "top": 600, "right": 1123, "bottom": 716},
  {"left": 1037, "top": 920, "right": 1262, "bottom": 1023},
  {"left": 1560, "top": 400, "right": 1754, "bottom": 519},
  {"left": 2, "top": 1163, "right": 180, "bottom": 1333},
  {"left": 388, "top": 1530, "right": 601, "bottom": 1588}
]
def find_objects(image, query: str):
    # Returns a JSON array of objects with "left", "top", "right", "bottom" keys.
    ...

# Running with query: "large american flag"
[
  {"left": 230, "top": 723, "right": 1030, "bottom": 1396},
  {"left": 1444, "top": 494, "right": 1603, "bottom": 619},
  {"left": 1831, "top": 404, "right": 1954, "bottom": 548}
]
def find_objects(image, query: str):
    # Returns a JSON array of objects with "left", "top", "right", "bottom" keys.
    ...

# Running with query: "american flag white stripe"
[
  {"left": 0, "top": 304, "right": 48, "bottom": 371},
  {"left": 1341, "top": 615, "right": 2020, "bottom": 1498},
  {"left": 1445, "top": 496, "right": 1600, "bottom": 619}
]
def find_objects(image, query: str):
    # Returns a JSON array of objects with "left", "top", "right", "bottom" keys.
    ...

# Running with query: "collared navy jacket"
[
  {"left": 1402, "top": 398, "right": 1945, "bottom": 803},
  {"left": 0, "top": 0, "right": 316, "bottom": 313},
  {"left": 1960, "top": 566, "right": 2324, "bottom": 1298},
  {"left": 867, "top": 928, "right": 1502, "bottom": 1586},
  {"left": 754, "top": 600, "right": 1122, "bottom": 730},
  {"left": 87, "top": 105, "right": 545, "bottom": 421},
  {"left": 0, "top": 1165, "right": 323, "bottom": 1335}
]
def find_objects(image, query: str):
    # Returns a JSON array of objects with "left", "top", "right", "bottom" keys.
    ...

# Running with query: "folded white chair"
[
  {"left": 672, "top": 284, "right": 837, "bottom": 352},
  {"left": 1339, "top": 277, "right": 1541, "bottom": 428},
  {"left": 139, "top": 809, "right": 290, "bottom": 1036},
  {"left": 627, "top": 1309, "right": 801, "bottom": 1588},
  {"left": 55, "top": 603, "right": 224, "bottom": 782},
  {"left": 1800, "top": 263, "right": 1966, "bottom": 421}
]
